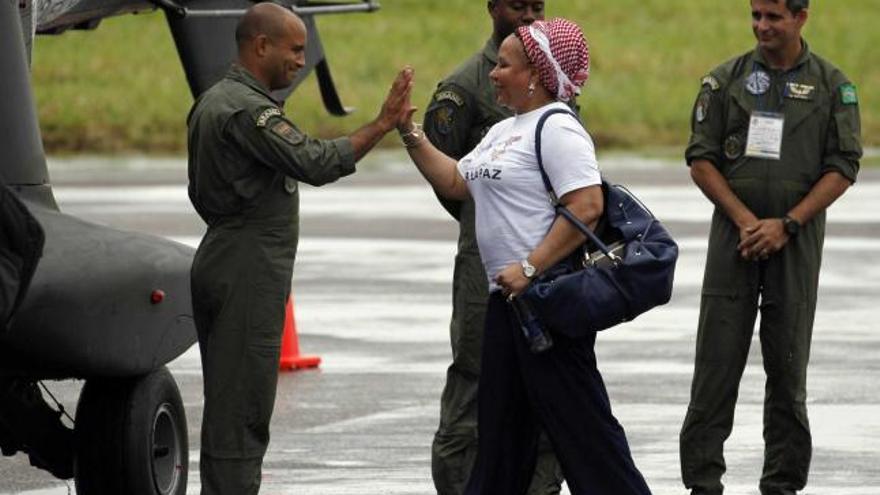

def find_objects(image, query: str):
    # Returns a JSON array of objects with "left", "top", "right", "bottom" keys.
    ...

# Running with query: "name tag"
[
  {"left": 786, "top": 82, "right": 815, "bottom": 100},
  {"left": 745, "top": 111, "right": 785, "bottom": 160}
]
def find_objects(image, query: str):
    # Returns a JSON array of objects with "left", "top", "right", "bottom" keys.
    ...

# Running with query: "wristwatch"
[
  {"left": 521, "top": 259, "right": 537, "bottom": 279},
  {"left": 782, "top": 216, "right": 800, "bottom": 237}
]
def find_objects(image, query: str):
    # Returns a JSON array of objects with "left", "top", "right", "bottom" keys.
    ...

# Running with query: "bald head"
[
  {"left": 235, "top": 2, "right": 305, "bottom": 52},
  {"left": 235, "top": 2, "right": 308, "bottom": 91}
]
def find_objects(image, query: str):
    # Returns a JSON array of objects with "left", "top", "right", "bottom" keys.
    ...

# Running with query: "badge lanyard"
[{"left": 745, "top": 61, "right": 798, "bottom": 161}]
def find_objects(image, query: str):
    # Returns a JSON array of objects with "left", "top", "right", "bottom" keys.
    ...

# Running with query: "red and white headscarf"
[{"left": 516, "top": 18, "right": 590, "bottom": 102}]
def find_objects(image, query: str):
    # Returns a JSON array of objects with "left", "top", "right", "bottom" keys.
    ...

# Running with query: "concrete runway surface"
[{"left": 1, "top": 150, "right": 878, "bottom": 494}]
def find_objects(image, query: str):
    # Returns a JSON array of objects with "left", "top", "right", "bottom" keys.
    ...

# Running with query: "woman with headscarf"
[{"left": 397, "top": 18, "right": 652, "bottom": 495}]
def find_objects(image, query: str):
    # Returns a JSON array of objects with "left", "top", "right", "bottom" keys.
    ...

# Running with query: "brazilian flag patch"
[{"left": 840, "top": 83, "right": 858, "bottom": 105}]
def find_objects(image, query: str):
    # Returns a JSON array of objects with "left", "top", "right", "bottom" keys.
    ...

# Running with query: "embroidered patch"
[
  {"left": 270, "top": 120, "right": 302, "bottom": 145},
  {"left": 701, "top": 75, "right": 720, "bottom": 91},
  {"left": 745, "top": 70, "right": 771, "bottom": 95},
  {"left": 724, "top": 134, "right": 743, "bottom": 161},
  {"left": 432, "top": 103, "right": 456, "bottom": 136},
  {"left": 256, "top": 107, "right": 282, "bottom": 127},
  {"left": 840, "top": 83, "right": 858, "bottom": 105},
  {"left": 695, "top": 91, "right": 711, "bottom": 123},
  {"left": 785, "top": 82, "right": 816, "bottom": 100},
  {"left": 434, "top": 90, "right": 465, "bottom": 107}
]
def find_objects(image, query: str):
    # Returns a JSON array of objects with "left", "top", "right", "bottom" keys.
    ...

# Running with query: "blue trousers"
[{"left": 464, "top": 292, "right": 651, "bottom": 495}]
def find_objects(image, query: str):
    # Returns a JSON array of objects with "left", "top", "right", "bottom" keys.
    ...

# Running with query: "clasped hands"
[{"left": 737, "top": 218, "right": 790, "bottom": 261}]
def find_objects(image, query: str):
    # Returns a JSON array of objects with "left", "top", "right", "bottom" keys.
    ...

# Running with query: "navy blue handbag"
[{"left": 520, "top": 108, "right": 678, "bottom": 337}]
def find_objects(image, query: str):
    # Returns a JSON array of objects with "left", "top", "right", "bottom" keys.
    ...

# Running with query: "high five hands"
[{"left": 378, "top": 66, "right": 418, "bottom": 133}]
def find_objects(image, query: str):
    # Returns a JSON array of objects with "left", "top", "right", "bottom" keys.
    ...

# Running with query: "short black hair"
[{"left": 786, "top": 0, "right": 809, "bottom": 14}]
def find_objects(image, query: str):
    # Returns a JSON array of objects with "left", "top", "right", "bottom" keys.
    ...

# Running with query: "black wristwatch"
[{"left": 782, "top": 216, "right": 800, "bottom": 237}]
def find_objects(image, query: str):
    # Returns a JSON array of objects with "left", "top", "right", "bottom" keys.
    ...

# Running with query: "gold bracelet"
[{"left": 399, "top": 123, "right": 425, "bottom": 149}]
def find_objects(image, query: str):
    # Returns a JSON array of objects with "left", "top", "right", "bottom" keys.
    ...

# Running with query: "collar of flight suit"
[
  {"left": 482, "top": 37, "right": 501, "bottom": 66},
  {"left": 225, "top": 64, "right": 283, "bottom": 106},
  {"left": 752, "top": 38, "right": 812, "bottom": 73}
]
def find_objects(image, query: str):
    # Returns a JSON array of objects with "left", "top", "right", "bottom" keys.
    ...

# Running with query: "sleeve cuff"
[
  {"left": 685, "top": 151, "right": 720, "bottom": 168},
  {"left": 555, "top": 177, "right": 602, "bottom": 199},
  {"left": 822, "top": 158, "right": 860, "bottom": 184},
  {"left": 334, "top": 137, "right": 357, "bottom": 176}
]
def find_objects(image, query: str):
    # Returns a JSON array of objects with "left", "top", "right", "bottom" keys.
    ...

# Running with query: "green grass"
[{"left": 31, "top": 0, "right": 879, "bottom": 153}]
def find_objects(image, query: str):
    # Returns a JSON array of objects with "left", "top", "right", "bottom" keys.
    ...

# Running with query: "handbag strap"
[{"left": 534, "top": 108, "right": 618, "bottom": 261}]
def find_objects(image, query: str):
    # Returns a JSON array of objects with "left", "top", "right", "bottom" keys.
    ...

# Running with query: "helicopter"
[{"left": 0, "top": 1, "right": 378, "bottom": 493}]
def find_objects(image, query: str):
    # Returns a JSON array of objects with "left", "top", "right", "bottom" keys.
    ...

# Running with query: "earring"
[{"left": 528, "top": 82, "right": 536, "bottom": 97}]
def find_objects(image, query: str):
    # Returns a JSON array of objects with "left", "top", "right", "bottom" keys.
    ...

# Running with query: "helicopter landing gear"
[{"left": 74, "top": 366, "right": 188, "bottom": 495}]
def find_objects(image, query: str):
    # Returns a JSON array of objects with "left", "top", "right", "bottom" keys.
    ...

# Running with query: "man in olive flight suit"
[
  {"left": 187, "top": 4, "right": 409, "bottom": 493},
  {"left": 423, "top": 1, "right": 563, "bottom": 493},
  {"left": 680, "top": 1, "right": 861, "bottom": 494}
]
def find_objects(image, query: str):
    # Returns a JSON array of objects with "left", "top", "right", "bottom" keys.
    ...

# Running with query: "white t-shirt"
[{"left": 457, "top": 101, "right": 601, "bottom": 291}]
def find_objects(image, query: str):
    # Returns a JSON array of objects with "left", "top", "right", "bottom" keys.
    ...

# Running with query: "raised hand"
[{"left": 377, "top": 66, "right": 414, "bottom": 133}]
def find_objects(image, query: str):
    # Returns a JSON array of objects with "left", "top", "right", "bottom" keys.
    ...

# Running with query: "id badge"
[{"left": 745, "top": 111, "right": 785, "bottom": 160}]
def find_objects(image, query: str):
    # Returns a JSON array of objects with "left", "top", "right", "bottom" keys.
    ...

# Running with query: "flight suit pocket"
[
  {"left": 696, "top": 287, "right": 756, "bottom": 364},
  {"left": 727, "top": 91, "right": 752, "bottom": 134},
  {"left": 452, "top": 299, "right": 486, "bottom": 376}
]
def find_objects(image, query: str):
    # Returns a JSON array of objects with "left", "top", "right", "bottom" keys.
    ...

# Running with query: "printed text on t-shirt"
[
  {"left": 463, "top": 135, "right": 523, "bottom": 182},
  {"left": 464, "top": 167, "right": 502, "bottom": 181}
]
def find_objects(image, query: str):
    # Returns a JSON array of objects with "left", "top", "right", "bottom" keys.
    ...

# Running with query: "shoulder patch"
[
  {"left": 256, "top": 107, "right": 283, "bottom": 127},
  {"left": 840, "top": 83, "right": 858, "bottom": 105},
  {"left": 701, "top": 75, "right": 720, "bottom": 91},
  {"left": 434, "top": 90, "right": 465, "bottom": 107},
  {"left": 429, "top": 102, "right": 458, "bottom": 136},
  {"left": 270, "top": 120, "right": 303, "bottom": 145},
  {"left": 695, "top": 91, "right": 711, "bottom": 123}
]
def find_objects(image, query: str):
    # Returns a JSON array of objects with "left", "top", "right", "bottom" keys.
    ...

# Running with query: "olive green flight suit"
[
  {"left": 424, "top": 38, "right": 563, "bottom": 495},
  {"left": 680, "top": 42, "right": 861, "bottom": 495},
  {"left": 187, "top": 65, "right": 355, "bottom": 495}
]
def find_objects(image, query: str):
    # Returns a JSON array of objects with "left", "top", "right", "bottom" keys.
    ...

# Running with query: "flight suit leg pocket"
[
  {"left": 695, "top": 288, "right": 758, "bottom": 365},
  {"left": 688, "top": 288, "right": 758, "bottom": 424},
  {"left": 758, "top": 300, "right": 812, "bottom": 488},
  {"left": 760, "top": 300, "right": 811, "bottom": 400},
  {"left": 240, "top": 273, "right": 287, "bottom": 456},
  {"left": 452, "top": 299, "right": 487, "bottom": 376}
]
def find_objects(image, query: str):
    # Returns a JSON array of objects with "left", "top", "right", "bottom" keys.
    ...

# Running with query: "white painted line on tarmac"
[
  {"left": 303, "top": 404, "right": 435, "bottom": 434},
  {"left": 53, "top": 182, "right": 880, "bottom": 224}
]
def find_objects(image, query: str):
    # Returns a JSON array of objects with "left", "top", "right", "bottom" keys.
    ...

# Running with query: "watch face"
[
  {"left": 784, "top": 218, "right": 799, "bottom": 235},
  {"left": 522, "top": 260, "right": 536, "bottom": 278}
]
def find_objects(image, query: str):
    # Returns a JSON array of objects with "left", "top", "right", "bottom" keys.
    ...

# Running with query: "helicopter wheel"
[{"left": 74, "top": 366, "right": 188, "bottom": 495}]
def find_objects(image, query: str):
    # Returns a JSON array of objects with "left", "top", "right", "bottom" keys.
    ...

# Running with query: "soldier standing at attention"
[
  {"left": 186, "top": 4, "right": 411, "bottom": 494},
  {"left": 680, "top": 1, "right": 861, "bottom": 494},
  {"left": 422, "top": 1, "right": 563, "bottom": 493}
]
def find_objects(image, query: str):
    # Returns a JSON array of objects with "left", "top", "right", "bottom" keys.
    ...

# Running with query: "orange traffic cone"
[{"left": 279, "top": 295, "right": 321, "bottom": 371}]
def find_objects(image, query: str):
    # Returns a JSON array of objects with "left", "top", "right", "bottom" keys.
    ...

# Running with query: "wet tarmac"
[{"left": 1, "top": 150, "right": 878, "bottom": 494}]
